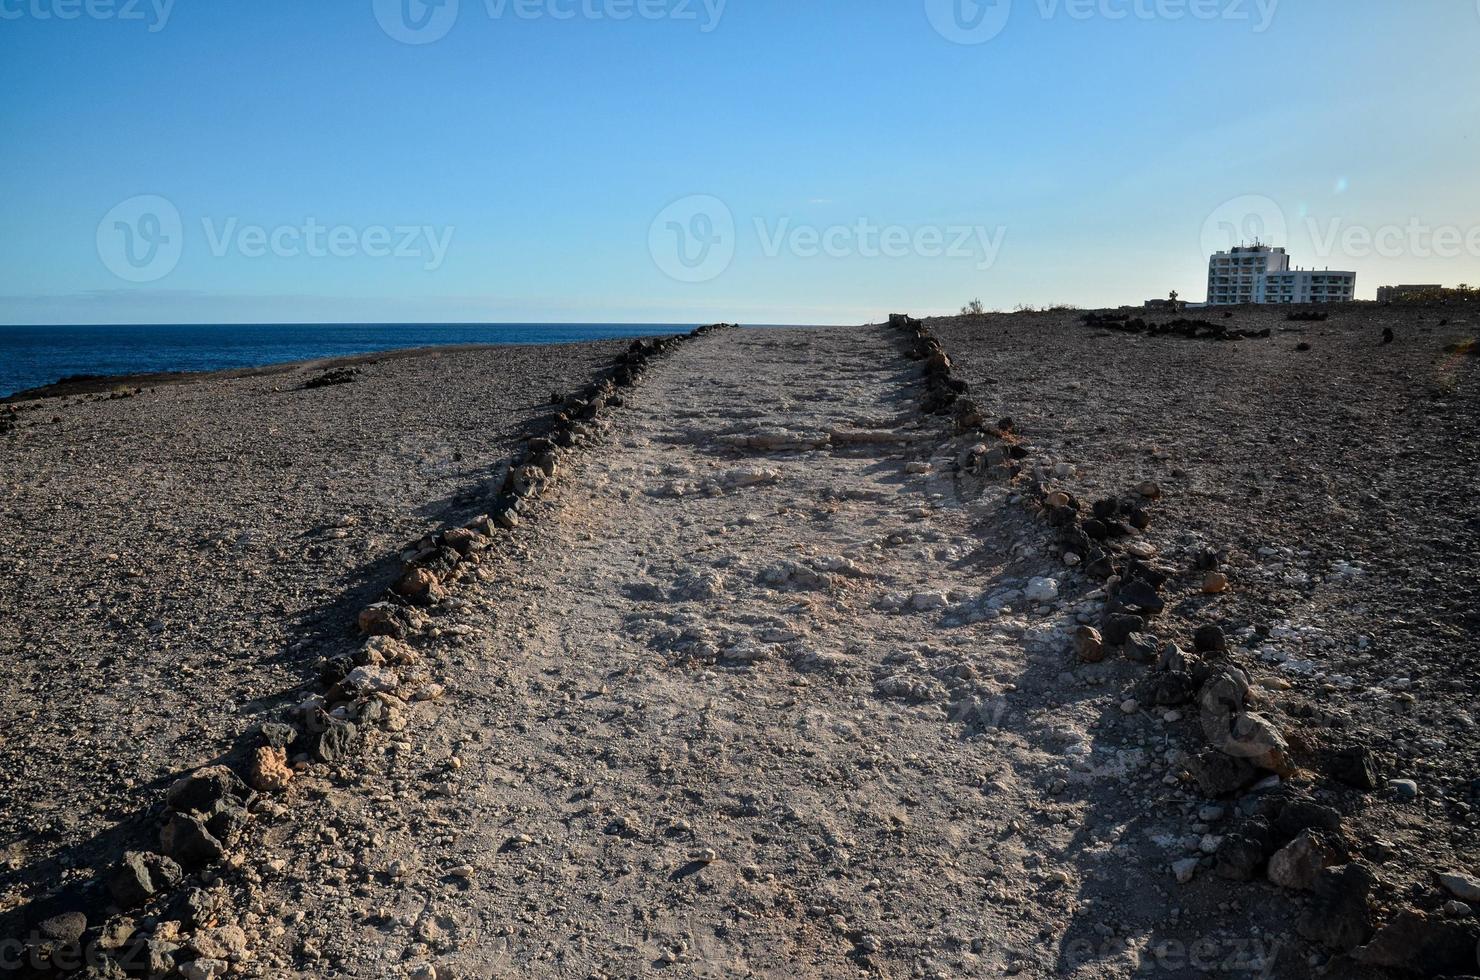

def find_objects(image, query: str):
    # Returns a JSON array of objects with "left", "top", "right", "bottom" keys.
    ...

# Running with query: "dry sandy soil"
[{"left": 2, "top": 309, "right": 1477, "bottom": 979}]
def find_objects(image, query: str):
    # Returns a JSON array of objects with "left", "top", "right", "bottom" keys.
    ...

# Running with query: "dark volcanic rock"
[
  {"left": 1123, "top": 632, "right": 1160, "bottom": 664},
  {"left": 205, "top": 803, "right": 250, "bottom": 846},
  {"left": 1145, "top": 670, "right": 1196, "bottom": 706},
  {"left": 1101, "top": 613, "right": 1145, "bottom": 646},
  {"left": 302, "top": 709, "right": 359, "bottom": 763},
  {"left": 167, "top": 887, "right": 223, "bottom": 931},
  {"left": 1216, "top": 819, "right": 1272, "bottom": 880},
  {"left": 1271, "top": 798, "right": 1345, "bottom": 848},
  {"left": 1192, "top": 624, "right": 1228, "bottom": 655},
  {"left": 37, "top": 909, "right": 87, "bottom": 943},
  {"left": 1356, "top": 909, "right": 1480, "bottom": 974},
  {"left": 160, "top": 811, "right": 228, "bottom": 868},
  {"left": 120, "top": 934, "right": 177, "bottom": 978},
  {"left": 107, "top": 850, "right": 183, "bottom": 908},
  {"left": 1116, "top": 579, "right": 1164, "bottom": 615},
  {"left": 259, "top": 721, "right": 298, "bottom": 750},
  {"left": 1188, "top": 749, "right": 1258, "bottom": 797},
  {"left": 1156, "top": 641, "right": 1188, "bottom": 673},
  {"left": 1299, "top": 863, "right": 1375, "bottom": 952},
  {"left": 1326, "top": 745, "right": 1382, "bottom": 792},
  {"left": 318, "top": 653, "right": 357, "bottom": 687},
  {"left": 165, "top": 765, "right": 252, "bottom": 817}
]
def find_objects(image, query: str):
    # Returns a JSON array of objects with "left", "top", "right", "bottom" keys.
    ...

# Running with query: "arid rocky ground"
[
  {"left": 2, "top": 307, "right": 1477, "bottom": 979},
  {"left": 0, "top": 341, "right": 630, "bottom": 943}
]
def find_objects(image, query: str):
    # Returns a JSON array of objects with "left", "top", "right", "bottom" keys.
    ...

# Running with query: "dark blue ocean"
[{"left": 0, "top": 323, "right": 707, "bottom": 397}]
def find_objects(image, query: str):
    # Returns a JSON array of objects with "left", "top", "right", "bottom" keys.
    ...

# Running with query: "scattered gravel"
[{"left": 0, "top": 340, "right": 633, "bottom": 922}]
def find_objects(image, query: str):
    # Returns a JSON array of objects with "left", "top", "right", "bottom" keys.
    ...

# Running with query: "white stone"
[
  {"left": 1025, "top": 577, "right": 1059, "bottom": 603},
  {"left": 344, "top": 665, "right": 400, "bottom": 693},
  {"left": 179, "top": 960, "right": 227, "bottom": 980},
  {"left": 1439, "top": 872, "right": 1480, "bottom": 903}
]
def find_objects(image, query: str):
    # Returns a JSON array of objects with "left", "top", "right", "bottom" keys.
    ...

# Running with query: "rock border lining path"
[
  {"left": 891, "top": 312, "right": 1480, "bottom": 976},
  {"left": 5, "top": 326, "right": 732, "bottom": 980}
]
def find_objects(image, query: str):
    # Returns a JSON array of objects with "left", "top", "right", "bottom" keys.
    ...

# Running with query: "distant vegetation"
[
  {"left": 954, "top": 300, "right": 1083, "bottom": 316},
  {"left": 1389, "top": 284, "right": 1476, "bottom": 303},
  {"left": 1014, "top": 303, "right": 1080, "bottom": 313}
]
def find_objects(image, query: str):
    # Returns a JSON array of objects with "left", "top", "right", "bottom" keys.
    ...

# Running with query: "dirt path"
[{"left": 245, "top": 326, "right": 1291, "bottom": 978}]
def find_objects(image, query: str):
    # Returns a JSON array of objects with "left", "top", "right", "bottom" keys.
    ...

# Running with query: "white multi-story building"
[
  {"left": 1206, "top": 244, "right": 1355, "bottom": 305},
  {"left": 1256, "top": 269, "right": 1357, "bottom": 304},
  {"left": 1207, "top": 244, "right": 1289, "bottom": 305}
]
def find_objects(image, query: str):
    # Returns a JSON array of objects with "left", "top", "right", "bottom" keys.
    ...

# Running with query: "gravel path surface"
[
  {"left": 5, "top": 314, "right": 1477, "bottom": 979},
  {"left": 0, "top": 341, "right": 632, "bottom": 922},
  {"left": 229, "top": 326, "right": 1305, "bottom": 978}
]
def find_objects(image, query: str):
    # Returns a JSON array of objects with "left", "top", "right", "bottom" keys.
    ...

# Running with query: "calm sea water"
[{"left": 0, "top": 323, "right": 706, "bottom": 397}]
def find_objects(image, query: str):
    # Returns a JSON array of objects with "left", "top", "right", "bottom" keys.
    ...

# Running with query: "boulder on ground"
[
  {"left": 1215, "top": 820, "right": 1271, "bottom": 880},
  {"left": 1072, "top": 626, "right": 1104, "bottom": 663},
  {"left": 1123, "top": 632, "right": 1159, "bottom": 664},
  {"left": 1271, "top": 798, "right": 1344, "bottom": 847},
  {"left": 1116, "top": 579, "right": 1164, "bottom": 614},
  {"left": 395, "top": 566, "right": 443, "bottom": 603},
  {"left": 1231, "top": 711, "right": 1294, "bottom": 775},
  {"left": 1299, "top": 863, "right": 1374, "bottom": 951},
  {"left": 1101, "top": 613, "right": 1144, "bottom": 646},
  {"left": 159, "top": 812, "right": 227, "bottom": 868},
  {"left": 1355, "top": 909, "right": 1480, "bottom": 974},
  {"left": 1187, "top": 749, "right": 1258, "bottom": 797},
  {"left": 358, "top": 602, "right": 408, "bottom": 638},
  {"left": 1268, "top": 830, "right": 1344, "bottom": 891},
  {"left": 300, "top": 707, "right": 358, "bottom": 763},
  {"left": 165, "top": 766, "right": 251, "bottom": 818},
  {"left": 1326, "top": 745, "right": 1381, "bottom": 791},
  {"left": 1439, "top": 871, "right": 1480, "bottom": 903},
  {"left": 1193, "top": 624, "right": 1227, "bottom": 654},
  {"left": 108, "top": 851, "right": 183, "bottom": 908}
]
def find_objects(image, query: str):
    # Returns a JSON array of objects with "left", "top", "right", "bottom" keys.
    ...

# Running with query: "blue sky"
[{"left": 2, "top": 0, "right": 1477, "bottom": 325}]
